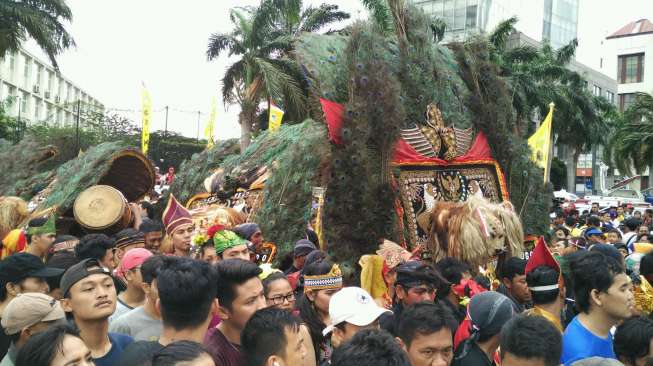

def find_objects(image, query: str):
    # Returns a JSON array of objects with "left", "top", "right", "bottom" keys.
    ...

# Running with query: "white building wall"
[
  {"left": 604, "top": 32, "right": 653, "bottom": 96},
  {"left": 0, "top": 47, "right": 103, "bottom": 127}
]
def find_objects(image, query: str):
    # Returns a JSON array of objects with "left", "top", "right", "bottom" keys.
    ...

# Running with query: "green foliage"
[
  {"left": 253, "top": 120, "right": 330, "bottom": 256},
  {"left": 322, "top": 22, "right": 405, "bottom": 275},
  {"left": 0, "top": 0, "right": 75, "bottom": 70},
  {"left": 147, "top": 131, "right": 207, "bottom": 172},
  {"left": 605, "top": 92, "right": 653, "bottom": 175}
]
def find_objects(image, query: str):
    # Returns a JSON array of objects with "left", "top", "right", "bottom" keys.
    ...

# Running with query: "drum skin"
[{"left": 73, "top": 185, "right": 133, "bottom": 233}]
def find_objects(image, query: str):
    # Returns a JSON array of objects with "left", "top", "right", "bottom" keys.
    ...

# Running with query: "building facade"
[
  {"left": 0, "top": 47, "right": 103, "bottom": 127},
  {"left": 411, "top": 0, "right": 578, "bottom": 49}
]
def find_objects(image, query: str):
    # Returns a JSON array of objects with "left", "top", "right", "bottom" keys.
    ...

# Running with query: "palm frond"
[
  {"left": 253, "top": 57, "right": 306, "bottom": 112},
  {"left": 360, "top": 0, "right": 393, "bottom": 35},
  {"left": 299, "top": 4, "right": 350, "bottom": 34},
  {"left": 555, "top": 38, "right": 578, "bottom": 65},
  {"left": 489, "top": 16, "right": 517, "bottom": 50},
  {"left": 221, "top": 60, "right": 246, "bottom": 105},
  {"left": 206, "top": 33, "right": 245, "bottom": 60}
]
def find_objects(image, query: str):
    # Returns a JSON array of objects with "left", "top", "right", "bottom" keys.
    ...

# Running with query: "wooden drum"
[{"left": 73, "top": 185, "right": 133, "bottom": 234}]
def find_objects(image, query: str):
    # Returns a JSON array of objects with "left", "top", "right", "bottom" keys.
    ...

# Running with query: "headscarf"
[{"left": 213, "top": 229, "right": 247, "bottom": 254}]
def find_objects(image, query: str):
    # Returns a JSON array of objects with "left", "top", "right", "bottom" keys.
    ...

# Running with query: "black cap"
[
  {"left": 59, "top": 258, "right": 112, "bottom": 297},
  {"left": 395, "top": 260, "right": 440, "bottom": 288},
  {"left": 0, "top": 253, "right": 64, "bottom": 285}
]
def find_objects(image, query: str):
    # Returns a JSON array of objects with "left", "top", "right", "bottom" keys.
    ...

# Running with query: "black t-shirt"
[
  {"left": 116, "top": 340, "right": 163, "bottom": 366},
  {"left": 0, "top": 321, "right": 10, "bottom": 360},
  {"left": 452, "top": 340, "right": 495, "bottom": 366}
]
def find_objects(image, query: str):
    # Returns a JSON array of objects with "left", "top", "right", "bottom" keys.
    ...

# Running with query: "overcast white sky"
[{"left": 22, "top": 0, "right": 653, "bottom": 140}]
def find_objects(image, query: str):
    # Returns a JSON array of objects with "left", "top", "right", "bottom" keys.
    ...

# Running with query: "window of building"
[
  {"left": 605, "top": 90, "right": 615, "bottom": 104},
  {"left": 34, "top": 99, "right": 41, "bottom": 120},
  {"left": 35, "top": 66, "right": 42, "bottom": 89},
  {"left": 617, "top": 53, "right": 645, "bottom": 84},
  {"left": 20, "top": 92, "right": 28, "bottom": 116},
  {"left": 23, "top": 57, "right": 30, "bottom": 88},
  {"left": 8, "top": 52, "right": 15, "bottom": 74},
  {"left": 47, "top": 71, "right": 53, "bottom": 94},
  {"left": 592, "top": 85, "right": 601, "bottom": 96},
  {"left": 619, "top": 93, "right": 636, "bottom": 112}
]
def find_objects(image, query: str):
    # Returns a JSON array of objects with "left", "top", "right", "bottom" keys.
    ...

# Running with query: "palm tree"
[
  {"left": 605, "top": 92, "right": 653, "bottom": 176},
  {"left": 488, "top": 18, "right": 611, "bottom": 191},
  {"left": 0, "top": 0, "right": 75, "bottom": 71},
  {"left": 207, "top": 1, "right": 349, "bottom": 151}
]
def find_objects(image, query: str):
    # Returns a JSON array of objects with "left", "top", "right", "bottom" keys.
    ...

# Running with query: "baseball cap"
[
  {"left": 0, "top": 253, "right": 64, "bottom": 285},
  {"left": 322, "top": 287, "right": 391, "bottom": 336},
  {"left": 115, "top": 248, "right": 153, "bottom": 278},
  {"left": 59, "top": 258, "right": 112, "bottom": 297},
  {"left": 1, "top": 293, "right": 65, "bottom": 335},
  {"left": 584, "top": 228, "right": 604, "bottom": 238}
]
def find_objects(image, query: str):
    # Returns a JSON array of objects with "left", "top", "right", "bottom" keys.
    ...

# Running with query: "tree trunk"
[
  {"left": 238, "top": 101, "right": 257, "bottom": 152},
  {"left": 565, "top": 147, "right": 576, "bottom": 194}
]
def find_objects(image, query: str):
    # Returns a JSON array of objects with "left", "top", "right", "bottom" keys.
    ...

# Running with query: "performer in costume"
[
  {"left": 213, "top": 228, "right": 250, "bottom": 261},
  {"left": 0, "top": 197, "right": 29, "bottom": 260},
  {"left": 233, "top": 222, "right": 276, "bottom": 264},
  {"left": 359, "top": 240, "right": 412, "bottom": 309},
  {"left": 524, "top": 237, "right": 566, "bottom": 333},
  {"left": 24, "top": 214, "right": 57, "bottom": 260},
  {"left": 162, "top": 194, "right": 194, "bottom": 257}
]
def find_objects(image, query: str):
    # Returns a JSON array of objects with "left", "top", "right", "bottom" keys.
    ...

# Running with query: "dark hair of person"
[
  {"left": 624, "top": 218, "right": 641, "bottom": 231},
  {"left": 554, "top": 225, "right": 570, "bottom": 237},
  {"left": 500, "top": 314, "right": 562, "bottom": 366},
  {"left": 25, "top": 217, "right": 48, "bottom": 243},
  {"left": 142, "top": 255, "right": 165, "bottom": 285},
  {"left": 564, "top": 216, "right": 576, "bottom": 227},
  {"left": 525, "top": 265, "right": 560, "bottom": 305},
  {"left": 640, "top": 253, "right": 653, "bottom": 276},
  {"left": 242, "top": 307, "right": 301, "bottom": 366},
  {"left": 215, "top": 259, "right": 262, "bottom": 310},
  {"left": 587, "top": 215, "right": 601, "bottom": 228},
  {"left": 435, "top": 257, "right": 469, "bottom": 298},
  {"left": 614, "top": 317, "right": 653, "bottom": 365},
  {"left": 74, "top": 234, "right": 116, "bottom": 261},
  {"left": 262, "top": 272, "right": 289, "bottom": 298},
  {"left": 199, "top": 240, "right": 214, "bottom": 259},
  {"left": 296, "top": 258, "right": 335, "bottom": 360},
  {"left": 500, "top": 257, "right": 527, "bottom": 281},
  {"left": 397, "top": 302, "right": 457, "bottom": 347},
  {"left": 15, "top": 323, "right": 81, "bottom": 366},
  {"left": 151, "top": 340, "right": 211, "bottom": 366},
  {"left": 331, "top": 329, "right": 410, "bottom": 366},
  {"left": 139, "top": 218, "right": 164, "bottom": 234},
  {"left": 157, "top": 257, "right": 217, "bottom": 330},
  {"left": 139, "top": 201, "right": 155, "bottom": 220},
  {"left": 570, "top": 251, "right": 625, "bottom": 313}
]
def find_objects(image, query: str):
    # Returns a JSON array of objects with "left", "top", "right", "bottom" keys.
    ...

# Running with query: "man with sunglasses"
[{"left": 380, "top": 261, "right": 442, "bottom": 336}]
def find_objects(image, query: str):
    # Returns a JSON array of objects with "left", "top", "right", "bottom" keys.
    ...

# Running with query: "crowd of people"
[{"left": 0, "top": 193, "right": 652, "bottom": 366}]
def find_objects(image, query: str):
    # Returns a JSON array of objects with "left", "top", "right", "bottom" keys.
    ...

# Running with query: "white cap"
[{"left": 322, "top": 287, "right": 391, "bottom": 336}]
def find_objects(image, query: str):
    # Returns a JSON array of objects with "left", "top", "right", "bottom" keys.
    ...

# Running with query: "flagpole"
[{"left": 545, "top": 102, "right": 555, "bottom": 184}]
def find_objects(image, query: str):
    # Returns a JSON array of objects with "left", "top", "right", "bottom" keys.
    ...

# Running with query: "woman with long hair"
[{"left": 296, "top": 258, "right": 342, "bottom": 364}]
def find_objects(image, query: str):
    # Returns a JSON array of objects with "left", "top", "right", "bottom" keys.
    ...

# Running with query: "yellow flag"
[
  {"left": 204, "top": 98, "right": 217, "bottom": 149},
  {"left": 268, "top": 103, "right": 284, "bottom": 132},
  {"left": 528, "top": 103, "right": 554, "bottom": 182},
  {"left": 141, "top": 85, "right": 152, "bottom": 155}
]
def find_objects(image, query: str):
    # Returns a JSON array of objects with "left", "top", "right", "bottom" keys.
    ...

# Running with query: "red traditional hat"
[
  {"left": 162, "top": 194, "right": 193, "bottom": 235},
  {"left": 525, "top": 236, "right": 561, "bottom": 292}
]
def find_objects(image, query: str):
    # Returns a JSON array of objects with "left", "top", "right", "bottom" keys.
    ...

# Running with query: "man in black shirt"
[{"left": 117, "top": 256, "right": 218, "bottom": 365}]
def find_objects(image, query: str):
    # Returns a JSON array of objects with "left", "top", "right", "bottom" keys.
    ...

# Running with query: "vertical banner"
[
  {"left": 268, "top": 103, "right": 284, "bottom": 132},
  {"left": 141, "top": 84, "right": 152, "bottom": 155},
  {"left": 204, "top": 98, "right": 217, "bottom": 149},
  {"left": 528, "top": 103, "right": 554, "bottom": 183}
]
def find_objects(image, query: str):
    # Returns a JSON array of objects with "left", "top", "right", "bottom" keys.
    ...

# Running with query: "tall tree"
[
  {"left": 488, "top": 17, "right": 611, "bottom": 192},
  {"left": 0, "top": 0, "right": 75, "bottom": 70},
  {"left": 605, "top": 92, "right": 653, "bottom": 177},
  {"left": 207, "top": 1, "right": 349, "bottom": 151}
]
